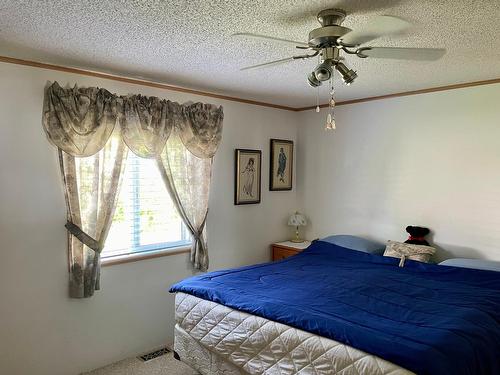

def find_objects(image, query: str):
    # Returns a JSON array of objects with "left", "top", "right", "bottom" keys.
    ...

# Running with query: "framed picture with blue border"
[{"left": 270, "top": 139, "right": 293, "bottom": 191}]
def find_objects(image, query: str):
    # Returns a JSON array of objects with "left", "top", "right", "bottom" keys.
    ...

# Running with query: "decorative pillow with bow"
[{"left": 384, "top": 240, "right": 436, "bottom": 267}]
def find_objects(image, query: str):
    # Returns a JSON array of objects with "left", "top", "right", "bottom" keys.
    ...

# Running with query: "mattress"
[{"left": 175, "top": 292, "right": 414, "bottom": 375}]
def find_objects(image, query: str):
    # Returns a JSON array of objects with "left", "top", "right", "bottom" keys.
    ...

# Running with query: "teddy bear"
[{"left": 404, "top": 226, "right": 431, "bottom": 246}]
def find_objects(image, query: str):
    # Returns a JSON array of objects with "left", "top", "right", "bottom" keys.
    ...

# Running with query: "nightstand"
[{"left": 271, "top": 240, "right": 312, "bottom": 261}]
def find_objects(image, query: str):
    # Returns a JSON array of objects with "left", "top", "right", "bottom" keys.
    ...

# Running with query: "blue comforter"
[{"left": 170, "top": 241, "right": 500, "bottom": 375}]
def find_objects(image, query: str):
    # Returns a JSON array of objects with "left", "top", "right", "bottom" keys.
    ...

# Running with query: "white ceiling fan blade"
[
  {"left": 240, "top": 57, "right": 296, "bottom": 71},
  {"left": 233, "top": 32, "right": 308, "bottom": 47},
  {"left": 339, "top": 15, "right": 411, "bottom": 46},
  {"left": 359, "top": 47, "right": 446, "bottom": 61}
]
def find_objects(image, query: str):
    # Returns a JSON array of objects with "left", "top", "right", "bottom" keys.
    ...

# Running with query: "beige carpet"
[{"left": 83, "top": 352, "right": 199, "bottom": 375}]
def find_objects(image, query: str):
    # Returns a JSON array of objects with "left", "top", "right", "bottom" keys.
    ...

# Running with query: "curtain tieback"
[
  {"left": 65, "top": 221, "right": 102, "bottom": 253},
  {"left": 192, "top": 228, "right": 205, "bottom": 242}
]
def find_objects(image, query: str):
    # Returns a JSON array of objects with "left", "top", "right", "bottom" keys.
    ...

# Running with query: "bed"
[{"left": 170, "top": 240, "right": 500, "bottom": 375}]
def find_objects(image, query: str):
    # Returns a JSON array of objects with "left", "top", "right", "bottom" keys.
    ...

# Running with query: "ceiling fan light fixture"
[
  {"left": 307, "top": 72, "right": 322, "bottom": 87},
  {"left": 335, "top": 62, "right": 357, "bottom": 85},
  {"left": 313, "top": 60, "right": 333, "bottom": 82}
]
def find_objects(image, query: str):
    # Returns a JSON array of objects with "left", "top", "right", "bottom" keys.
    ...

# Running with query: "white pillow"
[
  {"left": 439, "top": 258, "right": 500, "bottom": 272},
  {"left": 384, "top": 240, "right": 436, "bottom": 267}
]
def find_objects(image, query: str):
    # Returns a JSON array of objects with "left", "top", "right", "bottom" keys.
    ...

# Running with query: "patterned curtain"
[
  {"left": 157, "top": 134, "right": 213, "bottom": 271},
  {"left": 42, "top": 82, "right": 223, "bottom": 298},
  {"left": 59, "top": 133, "right": 127, "bottom": 298},
  {"left": 156, "top": 102, "right": 223, "bottom": 271}
]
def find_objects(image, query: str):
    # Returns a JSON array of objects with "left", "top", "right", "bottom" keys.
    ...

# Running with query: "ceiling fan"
[
  {"left": 234, "top": 8, "right": 445, "bottom": 87},
  {"left": 234, "top": 8, "right": 445, "bottom": 129}
]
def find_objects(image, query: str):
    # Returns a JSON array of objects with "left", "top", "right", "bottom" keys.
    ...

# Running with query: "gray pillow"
[
  {"left": 439, "top": 258, "right": 500, "bottom": 272},
  {"left": 321, "top": 235, "right": 385, "bottom": 254}
]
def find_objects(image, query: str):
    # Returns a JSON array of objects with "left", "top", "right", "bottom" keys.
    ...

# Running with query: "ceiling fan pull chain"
[
  {"left": 315, "top": 87, "right": 320, "bottom": 113},
  {"left": 325, "top": 77, "right": 336, "bottom": 130},
  {"left": 315, "top": 54, "right": 321, "bottom": 113},
  {"left": 330, "top": 77, "right": 336, "bottom": 108}
]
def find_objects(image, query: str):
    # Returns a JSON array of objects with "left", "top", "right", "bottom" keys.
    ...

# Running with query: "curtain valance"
[
  {"left": 43, "top": 82, "right": 118, "bottom": 157},
  {"left": 43, "top": 82, "right": 224, "bottom": 158}
]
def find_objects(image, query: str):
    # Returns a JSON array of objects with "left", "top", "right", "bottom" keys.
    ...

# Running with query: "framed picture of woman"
[
  {"left": 235, "top": 149, "right": 261, "bottom": 205},
  {"left": 270, "top": 139, "right": 293, "bottom": 191}
]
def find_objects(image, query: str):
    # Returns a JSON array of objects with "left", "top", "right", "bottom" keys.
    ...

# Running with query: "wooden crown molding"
[
  {"left": 0, "top": 55, "right": 297, "bottom": 111},
  {"left": 296, "top": 77, "right": 500, "bottom": 111},
  {"left": 1, "top": 55, "right": 499, "bottom": 112}
]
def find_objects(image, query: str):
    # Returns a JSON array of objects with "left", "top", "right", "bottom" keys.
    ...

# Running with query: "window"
[{"left": 102, "top": 152, "right": 190, "bottom": 258}]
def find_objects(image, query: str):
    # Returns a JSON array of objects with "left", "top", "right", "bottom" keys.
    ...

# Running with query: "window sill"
[{"left": 101, "top": 245, "right": 191, "bottom": 267}]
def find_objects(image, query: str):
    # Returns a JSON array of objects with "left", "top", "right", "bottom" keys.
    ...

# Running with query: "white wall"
[
  {"left": 0, "top": 62, "right": 300, "bottom": 375},
  {"left": 2, "top": 60, "right": 499, "bottom": 375},
  {"left": 297, "top": 84, "right": 500, "bottom": 262}
]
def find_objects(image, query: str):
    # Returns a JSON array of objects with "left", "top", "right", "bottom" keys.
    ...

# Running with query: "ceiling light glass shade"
[
  {"left": 335, "top": 62, "right": 357, "bottom": 85},
  {"left": 307, "top": 72, "right": 321, "bottom": 87},
  {"left": 288, "top": 212, "right": 307, "bottom": 227}
]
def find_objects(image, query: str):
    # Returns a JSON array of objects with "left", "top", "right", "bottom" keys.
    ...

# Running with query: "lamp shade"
[{"left": 288, "top": 212, "right": 307, "bottom": 227}]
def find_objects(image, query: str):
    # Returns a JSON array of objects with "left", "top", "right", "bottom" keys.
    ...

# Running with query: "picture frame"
[
  {"left": 270, "top": 139, "right": 293, "bottom": 191},
  {"left": 234, "top": 149, "right": 262, "bottom": 205}
]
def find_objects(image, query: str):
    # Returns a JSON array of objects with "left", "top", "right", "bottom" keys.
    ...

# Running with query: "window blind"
[{"left": 102, "top": 152, "right": 189, "bottom": 257}]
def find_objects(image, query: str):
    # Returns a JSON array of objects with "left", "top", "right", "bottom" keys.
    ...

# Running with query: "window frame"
[
  {"left": 101, "top": 152, "right": 191, "bottom": 264},
  {"left": 101, "top": 245, "right": 191, "bottom": 267}
]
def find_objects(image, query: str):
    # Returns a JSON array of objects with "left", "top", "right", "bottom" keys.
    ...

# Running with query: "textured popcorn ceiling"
[{"left": 0, "top": 0, "right": 499, "bottom": 107}]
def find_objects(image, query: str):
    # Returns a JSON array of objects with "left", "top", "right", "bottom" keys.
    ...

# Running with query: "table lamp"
[{"left": 288, "top": 211, "right": 307, "bottom": 243}]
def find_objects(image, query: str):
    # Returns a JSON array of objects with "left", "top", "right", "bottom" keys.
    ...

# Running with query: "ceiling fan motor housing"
[
  {"left": 308, "top": 25, "right": 351, "bottom": 48},
  {"left": 317, "top": 9, "right": 346, "bottom": 26},
  {"left": 309, "top": 9, "right": 351, "bottom": 48}
]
